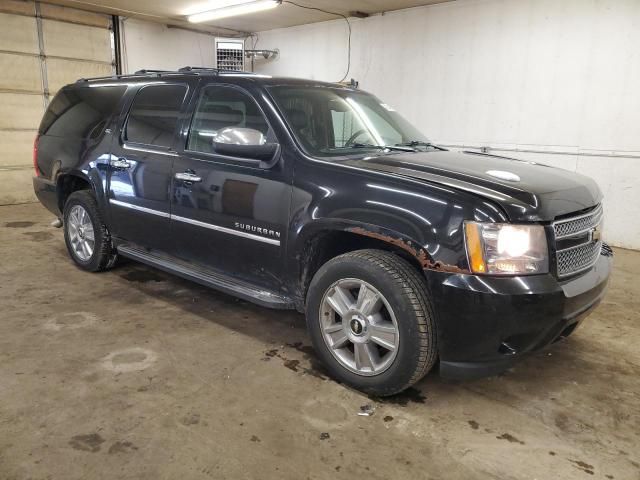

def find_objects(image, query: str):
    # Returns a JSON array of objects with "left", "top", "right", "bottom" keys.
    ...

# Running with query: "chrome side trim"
[
  {"left": 109, "top": 199, "right": 170, "bottom": 218},
  {"left": 171, "top": 214, "right": 281, "bottom": 246},
  {"left": 109, "top": 199, "right": 281, "bottom": 246},
  {"left": 122, "top": 144, "right": 179, "bottom": 157}
]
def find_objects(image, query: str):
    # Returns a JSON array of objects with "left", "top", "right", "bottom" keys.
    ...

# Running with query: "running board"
[{"left": 116, "top": 244, "right": 295, "bottom": 310}]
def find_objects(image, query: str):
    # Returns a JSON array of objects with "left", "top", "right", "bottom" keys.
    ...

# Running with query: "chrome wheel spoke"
[
  {"left": 327, "top": 330, "right": 350, "bottom": 350},
  {"left": 354, "top": 343, "right": 378, "bottom": 372},
  {"left": 81, "top": 241, "right": 89, "bottom": 258},
  {"left": 369, "top": 322, "right": 398, "bottom": 351},
  {"left": 325, "top": 286, "right": 355, "bottom": 317},
  {"left": 83, "top": 226, "right": 95, "bottom": 242},
  {"left": 322, "top": 323, "right": 349, "bottom": 349},
  {"left": 323, "top": 323, "right": 342, "bottom": 333},
  {"left": 68, "top": 222, "right": 78, "bottom": 236},
  {"left": 356, "top": 283, "right": 381, "bottom": 317},
  {"left": 69, "top": 212, "right": 78, "bottom": 228}
]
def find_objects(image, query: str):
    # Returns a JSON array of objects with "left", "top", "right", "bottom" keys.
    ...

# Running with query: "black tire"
[
  {"left": 305, "top": 249, "right": 438, "bottom": 396},
  {"left": 63, "top": 190, "right": 118, "bottom": 272}
]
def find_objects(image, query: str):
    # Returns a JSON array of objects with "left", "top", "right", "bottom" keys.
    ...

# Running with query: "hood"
[{"left": 343, "top": 150, "right": 601, "bottom": 222}]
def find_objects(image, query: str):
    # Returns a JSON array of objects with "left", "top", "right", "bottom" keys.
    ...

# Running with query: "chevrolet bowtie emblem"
[{"left": 591, "top": 223, "right": 602, "bottom": 242}]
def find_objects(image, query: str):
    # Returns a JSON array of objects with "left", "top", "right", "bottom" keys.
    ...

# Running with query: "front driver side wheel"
[
  {"left": 305, "top": 249, "right": 438, "bottom": 396},
  {"left": 63, "top": 190, "right": 118, "bottom": 272}
]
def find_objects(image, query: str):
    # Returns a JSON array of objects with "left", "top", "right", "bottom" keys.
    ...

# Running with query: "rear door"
[
  {"left": 169, "top": 83, "right": 292, "bottom": 290},
  {"left": 106, "top": 81, "right": 194, "bottom": 251}
]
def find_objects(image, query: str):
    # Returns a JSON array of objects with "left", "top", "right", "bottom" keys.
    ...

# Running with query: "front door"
[
  {"left": 106, "top": 82, "right": 192, "bottom": 251},
  {"left": 170, "top": 83, "right": 291, "bottom": 291}
]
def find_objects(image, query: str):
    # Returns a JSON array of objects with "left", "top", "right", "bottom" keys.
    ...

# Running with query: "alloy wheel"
[
  {"left": 67, "top": 204, "right": 95, "bottom": 261},
  {"left": 319, "top": 278, "right": 400, "bottom": 376}
]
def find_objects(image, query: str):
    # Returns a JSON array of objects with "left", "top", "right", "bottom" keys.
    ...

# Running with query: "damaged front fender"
[{"left": 347, "top": 226, "right": 470, "bottom": 274}]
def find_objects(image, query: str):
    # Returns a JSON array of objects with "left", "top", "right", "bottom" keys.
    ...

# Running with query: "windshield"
[{"left": 268, "top": 86, "right": 430, "bottom": 158}]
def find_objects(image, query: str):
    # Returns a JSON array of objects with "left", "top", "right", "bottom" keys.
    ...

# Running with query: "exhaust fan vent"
[{"left": 215, "top": 38, "right": 245, "bottom": 71}]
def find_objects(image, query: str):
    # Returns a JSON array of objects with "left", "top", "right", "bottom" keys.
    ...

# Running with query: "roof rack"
[
  {"left": 75, "top": 67, "right": 257, "bottom": 84},
  {"left": 178, "top": 66, "right": 258, "bottom": 75},
  {"left": 134, "top": 69, "right": 171, "bottom": 75},
  {"left": 75, "top": 70, "right": 174, "bottom": 83}
]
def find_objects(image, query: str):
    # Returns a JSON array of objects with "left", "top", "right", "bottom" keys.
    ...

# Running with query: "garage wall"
[
  {"left": 252, "top": 0, "right": 640, "bottom": 250},
  {"left": 120, "top": 18, "right": 216, "bottom": 73},
  {"left": 0, "top": 0, "right": 114, "bottom": 205}
]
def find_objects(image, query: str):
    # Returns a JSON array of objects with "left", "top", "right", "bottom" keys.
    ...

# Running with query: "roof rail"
[
  {"left": 179, "top": 66, "right": 257, "bottom": 75},
  {"left": 134, "top": 69, "right": 171, "bottom": 75},
  {"left": 74, "top": 67, "right": 257, "bottom": 84},
  {"left": 178, "top": 66, "right": 215, "bottom": 72},
  {"left": 75, "top": 70, "right": 184, "bottom": 83}
]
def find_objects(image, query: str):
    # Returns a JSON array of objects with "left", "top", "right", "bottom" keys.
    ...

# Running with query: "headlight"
[{"left": 464, "top": 222, "right": 549, "bottom": 275}]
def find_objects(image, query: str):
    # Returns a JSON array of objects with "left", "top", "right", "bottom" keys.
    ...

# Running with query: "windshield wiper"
[
  {"left": 351, "top": 143, "right": 417, "bottom": 152},
  {"left": 396, "top": 140, "right": 445, "bottom": 150}
]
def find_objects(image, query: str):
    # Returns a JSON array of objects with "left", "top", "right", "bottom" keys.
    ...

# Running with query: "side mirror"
[{"left": 212, "top": 127, "right": 279, "bottom": 163}]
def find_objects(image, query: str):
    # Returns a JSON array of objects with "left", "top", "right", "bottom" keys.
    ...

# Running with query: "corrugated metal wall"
[{"left": 0, "top": 0, "right": 114, "bottom": 205}]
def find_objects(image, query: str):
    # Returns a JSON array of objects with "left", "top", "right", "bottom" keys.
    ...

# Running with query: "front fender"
[{"left": 293, "top": 219, "right": 468, "bottom": 274}]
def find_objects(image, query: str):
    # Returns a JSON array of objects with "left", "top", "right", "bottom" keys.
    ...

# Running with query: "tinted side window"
[
  {"left": 125, "top": 84, "right": 187, "bottom": 148},
  {"left": 39, "top": 86, "right": 126, "bottom": 138},
  {"left": 187, "top": 86, "right": 269, "bottom": 154}
]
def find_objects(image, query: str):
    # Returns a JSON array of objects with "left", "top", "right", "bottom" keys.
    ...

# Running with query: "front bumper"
[{"left": 425, "top": 250, "right": 612, "bottom": 380}]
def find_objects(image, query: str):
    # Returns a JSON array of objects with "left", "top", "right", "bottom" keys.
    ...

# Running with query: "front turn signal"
[{"left": 464, "top": 222, "right": 486, "bottom": 274}]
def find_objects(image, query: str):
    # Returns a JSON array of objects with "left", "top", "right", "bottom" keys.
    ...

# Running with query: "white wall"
[
  {"left": 252, "top": 0, "right": 640, "bottom": 249},
  {"left": 121, "top": 18, "right": 216, "bottom": 73}
]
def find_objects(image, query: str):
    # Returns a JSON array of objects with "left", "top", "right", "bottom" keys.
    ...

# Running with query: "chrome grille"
[
  {"left": 553, "top": 204, "right": 603, "bottom": 239},
  {"left": 553, "top": 205, "right": 603, "bottom": 278},
  {"left": 556, "top": 241, "right": 601, "bottom": 277}
]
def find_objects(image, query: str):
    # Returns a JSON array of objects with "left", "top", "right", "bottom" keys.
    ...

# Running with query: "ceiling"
[{"left": 44, "top": 0, "right": 454, "bottom": 35}]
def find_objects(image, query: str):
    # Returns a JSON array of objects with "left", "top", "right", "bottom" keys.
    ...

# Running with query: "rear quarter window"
[
  {"left": 39, "top": 86, "right": 127, "bottom": 138},
  {"left": 124, "top": 84, "right": 187, "bottom": 149}
]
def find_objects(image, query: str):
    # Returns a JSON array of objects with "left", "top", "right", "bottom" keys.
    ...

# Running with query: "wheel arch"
[
  {"left": 56, "top": 171, "right": 101, "bottom": 213},
  {"left": 293, "top": 221, "right": 437, "bottom": 306}
]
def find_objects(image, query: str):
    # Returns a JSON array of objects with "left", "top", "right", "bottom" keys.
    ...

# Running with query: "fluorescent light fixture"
[
  {"left": 183, "top": 1, "right": 254, "bottom": 16},
  {"left": 188, "top": 0, "right": 280, "bottom": 23}
]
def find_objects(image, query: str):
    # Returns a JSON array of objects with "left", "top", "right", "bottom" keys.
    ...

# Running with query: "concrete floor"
[{"left": 0, "top": 203, "right": 639, "bottom": 480}]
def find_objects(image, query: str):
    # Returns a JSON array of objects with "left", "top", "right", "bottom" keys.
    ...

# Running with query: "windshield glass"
[{"left": 268, "top": 86, "right": 430, "bottom": 157}]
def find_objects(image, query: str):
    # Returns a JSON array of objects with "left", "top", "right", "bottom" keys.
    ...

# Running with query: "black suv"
[{"left": 33, "top": 67, "right": 611, "bottom": 396}]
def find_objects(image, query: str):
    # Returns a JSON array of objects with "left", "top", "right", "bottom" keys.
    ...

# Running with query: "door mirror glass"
[{"left": 212, "top": 127, "right": 267, "bottom": 146}]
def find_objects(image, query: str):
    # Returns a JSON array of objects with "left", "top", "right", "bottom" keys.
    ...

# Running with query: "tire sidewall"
[
  {"left": 306, "top": 254, "right": 427, "bottom": 395},
  {"left": 63, "top": 192, "right": 104, "bottom": 271}
]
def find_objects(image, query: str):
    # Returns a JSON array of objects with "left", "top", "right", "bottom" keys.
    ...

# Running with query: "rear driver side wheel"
[
  {"left": 63, "top": 190, "right": 118, "bottom": 272},
  {"left": 305, "top": 249, "right": 438, "bottom": 396}
]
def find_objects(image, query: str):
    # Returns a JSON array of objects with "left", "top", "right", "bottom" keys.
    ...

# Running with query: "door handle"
[
  {"left": 175, "top": 172, "right": 202, "bottom": 183},
  {"left": 110, "top": 158, "right": 131, "bottom": 169}
]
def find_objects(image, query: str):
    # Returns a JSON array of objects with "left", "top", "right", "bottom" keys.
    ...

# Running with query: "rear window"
[
  {"left": 39, "top": 86, "right": 126, "bottom": 138},
  {"left": 124, "top": 84, "right": 187, "bottom": 148}
]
